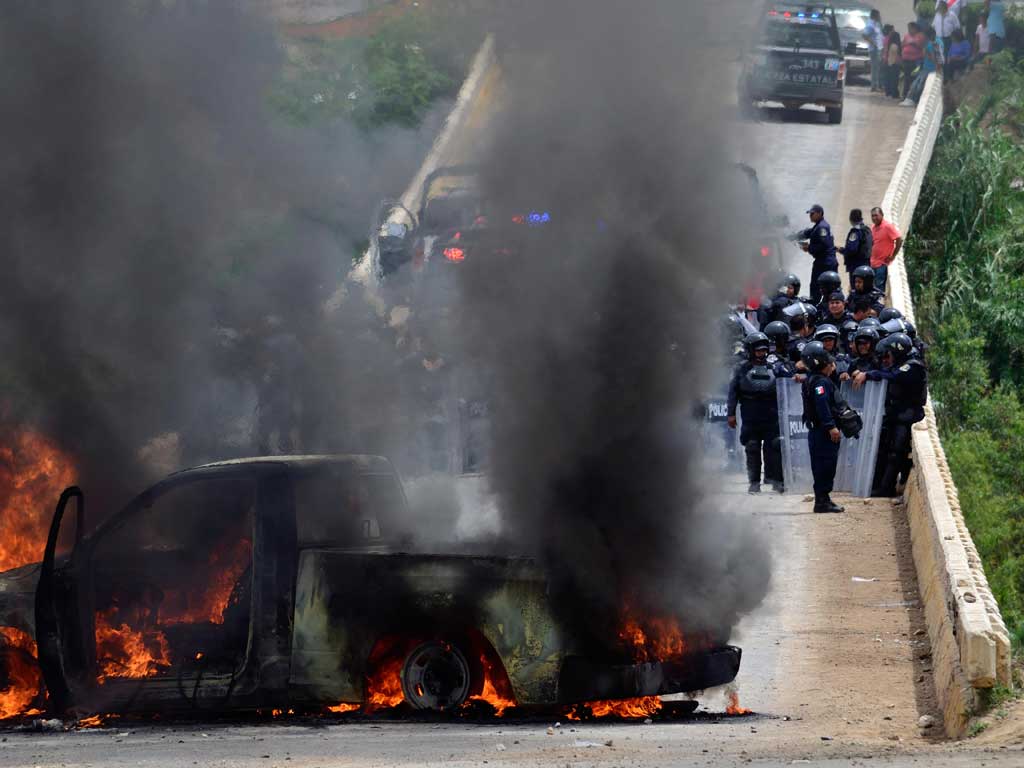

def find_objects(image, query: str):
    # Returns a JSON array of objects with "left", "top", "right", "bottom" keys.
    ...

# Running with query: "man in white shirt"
[{"left": 933, "top": 1, "right": 961, "bottom": 55}]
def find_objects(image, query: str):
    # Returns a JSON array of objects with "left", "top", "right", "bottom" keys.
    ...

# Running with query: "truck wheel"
[
  {"left": 401, "top": 640, "right": 471, "bottom": 711},
  {"left": 827, "top": 104, "right": 843, "bottom": 124}
]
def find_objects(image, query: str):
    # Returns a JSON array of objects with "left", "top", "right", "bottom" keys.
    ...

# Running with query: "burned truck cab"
[{"left": 34, "top": 455, "right": 740, "bottom": 716}]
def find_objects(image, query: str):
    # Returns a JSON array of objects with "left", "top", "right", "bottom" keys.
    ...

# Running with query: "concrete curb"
[{"left": 883, "top": 73, "right": 1013, "bottom": 737}]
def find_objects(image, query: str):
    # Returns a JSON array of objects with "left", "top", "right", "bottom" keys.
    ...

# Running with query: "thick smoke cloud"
[
  {"left": 0, "top": 0, "right": 448, "bottom": 511},
  {"left": 458, "top": 1, "right": 772, "bottom": 649}
]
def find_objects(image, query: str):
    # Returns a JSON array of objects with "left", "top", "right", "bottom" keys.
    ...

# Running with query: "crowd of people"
[
  {"left": 864, "top": 0, "right": 1008, "bottom": 105},
  {"left": 725, "top": 203, "right": 928, "bottom": 515}
]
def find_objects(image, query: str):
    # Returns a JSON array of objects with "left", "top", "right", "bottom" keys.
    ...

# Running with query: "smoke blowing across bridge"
[{"left": 0, "top": 0, "right": 772, "bottom": 665}]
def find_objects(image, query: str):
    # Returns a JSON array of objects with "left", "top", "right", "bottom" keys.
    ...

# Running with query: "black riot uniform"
[
  {"left": 728, "top": 333, "right": 785, "bottom": 494},
  {"left": 847, "top": 265, "right": 885, "bottom": 314},
  {"left": 839, "top": 217, "right": 873, "bottom": 276},
  {"left": 795, "top": 207, "right": 838, "bottom": 305},
  {"left": 800, "top": 341, "right": 845, "bottom": 513},
  {"left": 764, "top": 321, "right": 796, "bottom": 377},
  {"left": 860, "top": 333, "right": 928, "bottom": 497}
]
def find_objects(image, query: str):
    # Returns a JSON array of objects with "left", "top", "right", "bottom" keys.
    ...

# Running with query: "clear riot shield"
[
  {"left": 701, "top": 394, "right": 744, "bottom": 474},
  {"left": 777, "top": 378, "right": 814, "bottom": 494},
  {"left": 835, "top": 380, "right": 888, "bottom": 497}
]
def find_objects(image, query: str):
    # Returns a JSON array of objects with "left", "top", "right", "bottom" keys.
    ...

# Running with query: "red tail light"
[
  {"left": 838, "top": 62, "right": 846, "bottom": 81},
  {"left": 443, "top": 247, "right": 465, "bottom": 262},
  {"left": 760, "top": 245, "right": 771, "bottom": 258}
]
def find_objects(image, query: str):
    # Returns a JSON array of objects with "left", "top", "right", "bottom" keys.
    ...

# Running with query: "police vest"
[{"left": 739, "top": 364, "right": 777, "bottom": 399}]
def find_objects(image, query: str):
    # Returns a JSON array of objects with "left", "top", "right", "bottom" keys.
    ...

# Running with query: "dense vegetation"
[
  {"left": 906, "top": 51, "right": 1024, "bottom": 648},
  {"left": 269, "top": 1, "right": 485, "bottom": 129}
]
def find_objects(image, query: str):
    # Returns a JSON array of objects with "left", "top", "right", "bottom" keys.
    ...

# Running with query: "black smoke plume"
[
  {"left": 458, "top": 1, "right": 772, "bottom": 650},
  {"left": 0, "top": 0, "right": 449, "bottom": 513}
]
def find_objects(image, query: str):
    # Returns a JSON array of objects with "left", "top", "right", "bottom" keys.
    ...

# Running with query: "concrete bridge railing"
[{"left": 883, "top": 72, "right": 1013, "bottom": 738}]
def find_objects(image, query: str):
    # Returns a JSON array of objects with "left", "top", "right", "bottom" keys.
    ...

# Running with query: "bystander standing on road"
[
  {"left": 883, "top": 26, "right": 903, "bottom": 98},
  {"left": 901, "top": 21, "right": 925, "bottom": 100},
  {"left": 976, "top": 11, "right": 992, "bottom": 61},
  {"left": 947, "top": 28, "right": 971, "bottom": 79},
  {"left": 866, "top": 9, "right": 885, "bottom": 92},
  {"left": 986, "top": 0, "right": 1007, "bottom": 53},
  {"left": 932, "top": 1, "right": 960, "bottom": 60},
  {"left": 870, "top": 207, "right": 903, "bottom": 294}
]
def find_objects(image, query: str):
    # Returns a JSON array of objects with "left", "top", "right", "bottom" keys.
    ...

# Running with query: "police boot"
[
  {"left": 813, "top": 494, "right": 843, "bottom": 513},
  {"left": 745, "top": 443, "right": 761, "bottom": 494},
  {"left": 871, "top": 457, "right": 902, "bottom": 498}
]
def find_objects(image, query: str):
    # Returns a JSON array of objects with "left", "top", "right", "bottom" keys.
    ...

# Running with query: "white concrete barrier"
[{"left": 883, "top": 73, "right": 1013, "bottom": 737}]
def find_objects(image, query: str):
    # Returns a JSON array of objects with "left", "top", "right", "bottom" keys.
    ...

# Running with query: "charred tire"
[
  {"left": 400, "top": 640, "right": 471, "bottom": 711},
  {"left": 827, "top": 104, "right": 843, "bottom": 124}
]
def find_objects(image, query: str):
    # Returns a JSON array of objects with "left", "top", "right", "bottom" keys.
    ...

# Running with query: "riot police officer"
[
  {"left": 847, "top": 265, "right": 885, "bottom": 314},
  {"left": 764, "top": 320, "right": 796, "bottom": 376},
  {"left": 795, "top": 204, "right": 838, "bottom": 305},
  {"left": 728, "top": 333, "right": 785, "bottom": 494},
  {"left": 784, "top": 303, "right": 816, "bottom": 364},
  {"left": 758, "top": 272, "right": 802, "bottom": 329},
  {"left": 853, "top": 333, "right": 927, "bottom": 497},
  {"left": 840, "top": 319, "right": 860, "bottom": 356},
  {"left": 815, "top": 271, "right": 843, "bottom": 318},
  {"left": 801, "top": 341, "right": 845, "bottom": 513},
  {"left": 823, "top": 290, "right": 852, "bottom": 327},
  {"left": 837, "top": 208, "right": 873, "bottom": 278},
  {"left": 849, "top": 325, "right": 881, "bottom": 373},
  {"left": 815, "top": 324, "right": 851, "bottom": 381}
]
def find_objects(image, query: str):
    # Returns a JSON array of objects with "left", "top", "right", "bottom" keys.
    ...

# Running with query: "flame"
[
  {"left": 619, "top": 615, "right": 689, "bottom": 662},
  {"left": 726, "top": 690, "right": 752, "bottom": 715},
  {"left": 466, "top": 653, "right": 516, "bottom": 716},
  {"left": 0, "top": 430, "right": 75, "bottom": 573},
  {"left": 160, "top": 537, "right": 252, "bottom": 626},
  {"left": 568, "top": 696, "right": 663, "bottom": 720},
  {"left": 94, "top": 536, "right": 250, "bottom": 683},
  {"left": 365, "top": 655, "right": 405, "bottom": 712},
  {"left": 327, "top": 702, "right": 360, "bottom": 714},
  {"left": 94, "top": 609, "right": 170, "bottom": 683},
  {"left": 76, "top": 715, "right": 106, "bottom": 728},
  {"left": 0, "top": 627, "right": 42, "bottom": 720}
]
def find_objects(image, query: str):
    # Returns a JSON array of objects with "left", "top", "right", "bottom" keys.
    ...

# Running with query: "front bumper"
[
  {"left": 846, "top": 55, "right": 871, "bottom": 74},
  {"left": 558, "top": 645, "right": 742, "bottom": 702}
]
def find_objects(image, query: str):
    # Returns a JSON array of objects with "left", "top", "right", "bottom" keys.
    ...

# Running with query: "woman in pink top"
[{"left": 901, "top": 22, "right": 925, "bottom": 100}]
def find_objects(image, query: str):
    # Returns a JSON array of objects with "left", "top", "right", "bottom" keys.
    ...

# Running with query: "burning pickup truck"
[{"left": 2, "top": 455, "right": 740, "bottom": 718}]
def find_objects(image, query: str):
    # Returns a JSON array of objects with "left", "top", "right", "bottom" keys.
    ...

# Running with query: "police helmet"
[
  {"left": 814, "top": 324, "right": 840, "bottom": 343},
  {"left": 805, "top": 304, "right": 819, "bottom": 326},
  {"left": 874, "top": 335, "right": 894, "bottom": 359},
  {"left": 841, "top": 319, "right": 859, "bottom": 339},
  {"left": 885, "top": 332, "right": 914, "bottom": 364},
  {"left": 881, "top": 318, "right": 909, "bottom": 338},
  {"left": 858, "top": 317, "right": 881, "bottom": 330},
  {"left": 853, "top": 326, "right": 880, "bottom": 346},
  {"left": 902, "top": 319, "right": 917, "bottom": 339},
  {"left": 801, "top": 341, "right": 833, "bottom": 373},
  {"left": 764, "top": 320, "right": 791, "bottom": 345},
  {"left": 817, "top": 271, "right": 842, "bottom": 295},
  {"left": 743, "top": 332, "right": 771, "bottom": 356},
  {"left": 852, "top": 265, "right": 875, "bottom": 292},
  {"left": 878, "top": 307, "right": 904, "bottom": 324},
  {"left": 780, "top": 272, "right": 801, "bottom": 295}
]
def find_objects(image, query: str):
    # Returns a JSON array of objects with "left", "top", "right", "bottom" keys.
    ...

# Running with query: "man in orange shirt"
[{"left": 870, "top": 207, "right": 903, "bottom": 294}]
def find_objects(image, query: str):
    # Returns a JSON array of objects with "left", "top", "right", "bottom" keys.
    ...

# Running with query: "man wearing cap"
[{"left": 794, "top": 204, "right": 838, "bottom": 305}]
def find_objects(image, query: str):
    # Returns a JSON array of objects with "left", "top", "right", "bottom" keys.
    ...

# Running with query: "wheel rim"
[{"left": 400, "top": 640, "right": 471, "bottom": 711}]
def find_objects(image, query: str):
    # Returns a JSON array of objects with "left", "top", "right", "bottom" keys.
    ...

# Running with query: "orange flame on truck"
[{"left": 0, "top": 627, "right": 43, "bottom": 720}]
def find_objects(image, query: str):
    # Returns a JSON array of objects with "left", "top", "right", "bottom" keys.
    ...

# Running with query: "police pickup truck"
[{"left": 739, "top": 5, "right": 846, "bottom": 124}]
